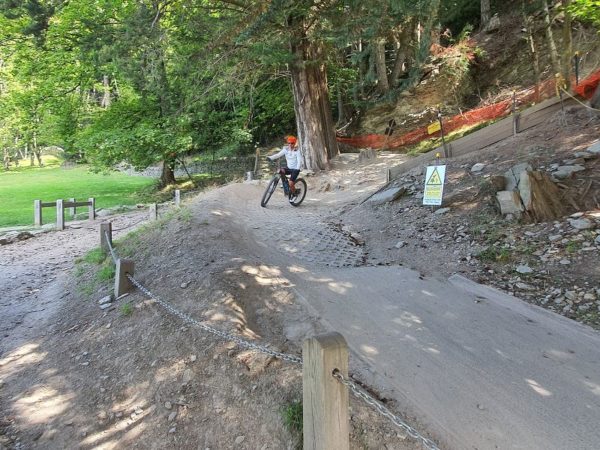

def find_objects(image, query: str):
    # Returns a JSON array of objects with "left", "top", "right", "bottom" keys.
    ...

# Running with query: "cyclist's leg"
[
  {"left": 289, "top": 169, "right": 300, "bottom": 193},
  {"left": 281, "top": 168, "right": 292, "bottom": 193}
]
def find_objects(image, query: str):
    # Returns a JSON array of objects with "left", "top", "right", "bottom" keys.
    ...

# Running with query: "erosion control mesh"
[{"left": 338, "top": 69, "right": 600, "bottom": 151}]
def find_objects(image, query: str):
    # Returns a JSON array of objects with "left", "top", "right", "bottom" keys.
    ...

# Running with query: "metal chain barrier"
[
  {"left": 111, "top": 217, "right": 146, "bottom": 232},
  {"left": 333, "top": 369, "right": 440, "bottom": 450},
  {"left": 104, "top": 226, "right": 441, "bottom": 444},
  {"left": 125, "top": 273, "right": 303, "bottom": 364},
  {"left": 105, "top": 231, "right": 118, "bottom": 264},
  {"left": 104, "top": 231, "right": 118, "bottom": 264}
]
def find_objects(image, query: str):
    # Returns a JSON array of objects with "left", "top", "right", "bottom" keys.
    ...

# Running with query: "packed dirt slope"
[{"left": 1, "top": 154, "right": 424, "bottom": 449}]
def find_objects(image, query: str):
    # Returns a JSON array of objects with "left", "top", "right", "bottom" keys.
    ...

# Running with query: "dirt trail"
[{"left": 1, "top": 153, "right": 419, "bottom": 450}]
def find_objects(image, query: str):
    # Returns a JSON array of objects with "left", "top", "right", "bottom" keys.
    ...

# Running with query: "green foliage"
[
  {"left": 282, "top": 399, "right": 303, "bottom": 446},
  {"left": 477, "top": 246, "right": 512, "bottom": 262},
  {"left": 120, "top": 302, "right": 133, "bottom": 316},
  {"left": 565, "top": 240, "right": 581, "bottom": 253},
  {"left": 0, "top": 164, "right": 155, "bottom": 227},
  {"left": 97, "top": 262, "right": 115, "bottom": 282},
  {"left": 569, "top": 0, "right": 600, "bottom": 27},
  {"left": 84, "top": 248, "right": 107, "bottom": 265}
]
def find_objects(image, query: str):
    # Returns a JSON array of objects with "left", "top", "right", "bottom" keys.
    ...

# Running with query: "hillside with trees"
[{"left": 1, "top": 0, "right": 598, "bottom": 185}]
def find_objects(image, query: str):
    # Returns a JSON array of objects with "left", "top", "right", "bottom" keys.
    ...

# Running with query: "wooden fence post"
[
  {"left": 303, "top": 332, "right": 349, "bottom": 450},
  {"left": 69, "top": 197, "right": 76, "bottom": 217},
  {"left": 149, "top": 203, "right": 158, "bottom": 221},
  {"left": 88, "top": 197, "right": 96, "bottom": 220},
  {"left": 174, "top": 190, "right": 181, "bottom": 207},
  {"left": 34, "top": 200, "right": 42, "bottom": 226},
  {"left": 115, "top": 258, "right": 135, "bottom": 298},
  {"left": 100, "top": 222, "right": 112, "bottom": 255},
  {"left": 56, "top": 199, "right": 65, "bottom": 230}
]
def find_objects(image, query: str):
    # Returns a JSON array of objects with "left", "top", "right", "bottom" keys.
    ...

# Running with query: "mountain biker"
[{"left": 267, "top": 135, "right": 303, "bottom": 195}]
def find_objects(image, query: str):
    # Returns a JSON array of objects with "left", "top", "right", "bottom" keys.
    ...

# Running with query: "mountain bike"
[{"left": 260, "top": 161, "right": 307, "bottom": 208}]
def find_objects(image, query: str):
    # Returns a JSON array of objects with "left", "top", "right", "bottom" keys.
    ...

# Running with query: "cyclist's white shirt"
[{"left": 268, "top": 145, "right": 303, "bottom": 170}]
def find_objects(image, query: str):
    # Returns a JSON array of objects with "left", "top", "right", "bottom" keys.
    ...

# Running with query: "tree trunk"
[
  {"left": 481, "top": 0, "right": 491, "bottom": 29},
  {"left": 522, "top": 2, "right": 541, "bottom": 101},
  {"left": 336, "top": 84, "right": 350, "bottom": 126},
  {"left": 289, "top": 38, "right": 338, "bottom": 171},
  {"left": 101, "top": 75, "right": 111, "bottom": 108},
  {"left": 542, "top": 0, "right": 561, "bottom": 75},
  {"left": 33, "top": 131, "right": 43, "bottom": 167},
  {"left": 374, "top": 38, "right": 389, "bottom": 94},
  {"left": 561, "top": 0, "right": 572, "bottom": 89},
  {"left": 159, "top": 160, "right": 176, "bottom": 187},
  {"left": 389, "top": 25, "right": 412, "bottom": 88},
  {"left": 357, "top": 41, "right": 366, "bottom": 100},
  {"left": 3, "top": 148, "right": 9, "bottom": 170}
]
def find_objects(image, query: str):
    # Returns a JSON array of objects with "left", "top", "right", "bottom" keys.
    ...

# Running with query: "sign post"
[{"left": 423, "top": 165, "right": 446, "bottom": 207}]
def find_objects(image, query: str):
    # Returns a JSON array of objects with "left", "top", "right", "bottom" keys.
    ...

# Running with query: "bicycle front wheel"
[
  {"left": 261, "top": 177, "right": 278, "bottom": 207},
  {"left": 289, "top": 178, "right": 307, "bottom": 207}
]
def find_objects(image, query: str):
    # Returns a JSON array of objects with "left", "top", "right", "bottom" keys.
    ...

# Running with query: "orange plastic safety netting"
[{"left": 337, "top": 68, "right": 600, "bottom": 150}]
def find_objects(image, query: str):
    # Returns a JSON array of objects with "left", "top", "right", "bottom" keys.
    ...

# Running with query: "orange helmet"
[{"left": 286, "top": 135, "right": 297, "bottom": 145}]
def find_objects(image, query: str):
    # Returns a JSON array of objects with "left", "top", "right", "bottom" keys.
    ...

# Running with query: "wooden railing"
[{"left": 34, "top": 198, "right": 95, "bottom": 230}]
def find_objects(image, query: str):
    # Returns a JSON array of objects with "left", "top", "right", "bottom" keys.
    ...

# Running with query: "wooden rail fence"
[
  {"left": 34, "top": 198, "right": 95, "bottom": 230},
  {"left": 387, "top": 96, "right": 577, "bottom": 180}
]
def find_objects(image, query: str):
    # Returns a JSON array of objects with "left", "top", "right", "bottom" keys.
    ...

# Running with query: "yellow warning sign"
[
  {"left": 426, "top": 167, "right": 442, "bottom": 185},
  {"left": 423, "top": 165, "right": 446, "bottom": 206},
  {"left": 427, "top": 121, "right": 441, "bottom": 135}
]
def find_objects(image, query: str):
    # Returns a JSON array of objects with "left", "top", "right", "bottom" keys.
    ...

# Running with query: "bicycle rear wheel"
[
  {"left": 289, "top": 178, "right": 307, "bottom": 207},
  {"left": 261, "top": 177, "right": 278, "bottom": 207}
]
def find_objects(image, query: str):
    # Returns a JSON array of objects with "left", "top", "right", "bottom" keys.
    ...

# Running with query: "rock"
[
  {"left": 568, "top": 218, "right": 594, "bottom": 230},
  {"left": 320, "top": 182, "right": 331, "bottom": 192},
  {"left": 164, "top": 402, "right": 172, "bottom": 410},
  {"left": 497, "top": 191, "right": 524, "bottom": 216},
  {"left": 99, "top": 303, "right": 112, "bottom": 310},
  {"left": 490, "top": 175, "right": 506, "bottom": 191},
  {"left": 504, "top": 163, "right": 532, "bottom": 191},
  {"left": 574, "top": 151, "right": 594, "bottom": 160},
  {"left": 367, "top": 187, "right": 407, "bottom": 205},
  {"left": 98, "top": 295, "right": 112, "bottom": 305},
  {"left": 584, "top": 293, "right": 596, "bottom": 301},
  {"left": 180, "top": 282, "right": 189, "bottom": 289},
  {"left": 563, "top": 158, "right": 585, "bottom": 165},
  {"left": 553, "top": 165, "right": 585, "bottom": 179},
  {"left": 484, "top": 14, "right": 501, "bottom": 33},
  {"left": 516, "top": 282, "right": 534, "bottom": 290},
  {"left": 0, "top": 231, "right": 34, "bottom": 246},
  {"left": 235, "top": 436, "right": 246, "bottom": 445},
  {"left": 559, "top": 259, "right": 571, "bottom": 265},
  {"left": 182, "top": 369, "right": 194, "bottom": 384},
  {"left": 168, "top": 411, "right": 177, "bottom": 422},
  {"left": 516, "top": 265, "right": 533, "bottom": 274},
  {"left": 595, "top": 235, "right": 600, "bottom": 245},
  {"left": 394, "top": 241, "right": 406, "bottom": 249},
  {"left": 434, "top": 207, "right": 450, "bottom": 215},
  {"left": 565, "top": 291, "right": 577, "bottom": 301},
  {"left": 190, "top": 355, "right": 197, "bottom": 362},
  {"left": 168, "top": 427, "right": 176, "bottom": 434},
  {"left": 471, "top": 163, "right": 486, "bottom": 172},
  {"left": 518, "top": 171, "right": 532, "bottom": 210},
  {"left": 587, "top": 141, "right": 600, "bottom": 155}
]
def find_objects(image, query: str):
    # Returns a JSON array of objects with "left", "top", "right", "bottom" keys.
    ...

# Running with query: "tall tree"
[{"left": 480, "top": 0, "right": 491, "bottom": 29}]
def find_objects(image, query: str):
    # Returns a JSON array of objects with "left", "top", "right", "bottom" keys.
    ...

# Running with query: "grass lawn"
[{"left": 0, "top": 156, "right": 157, "bottom": 227}]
